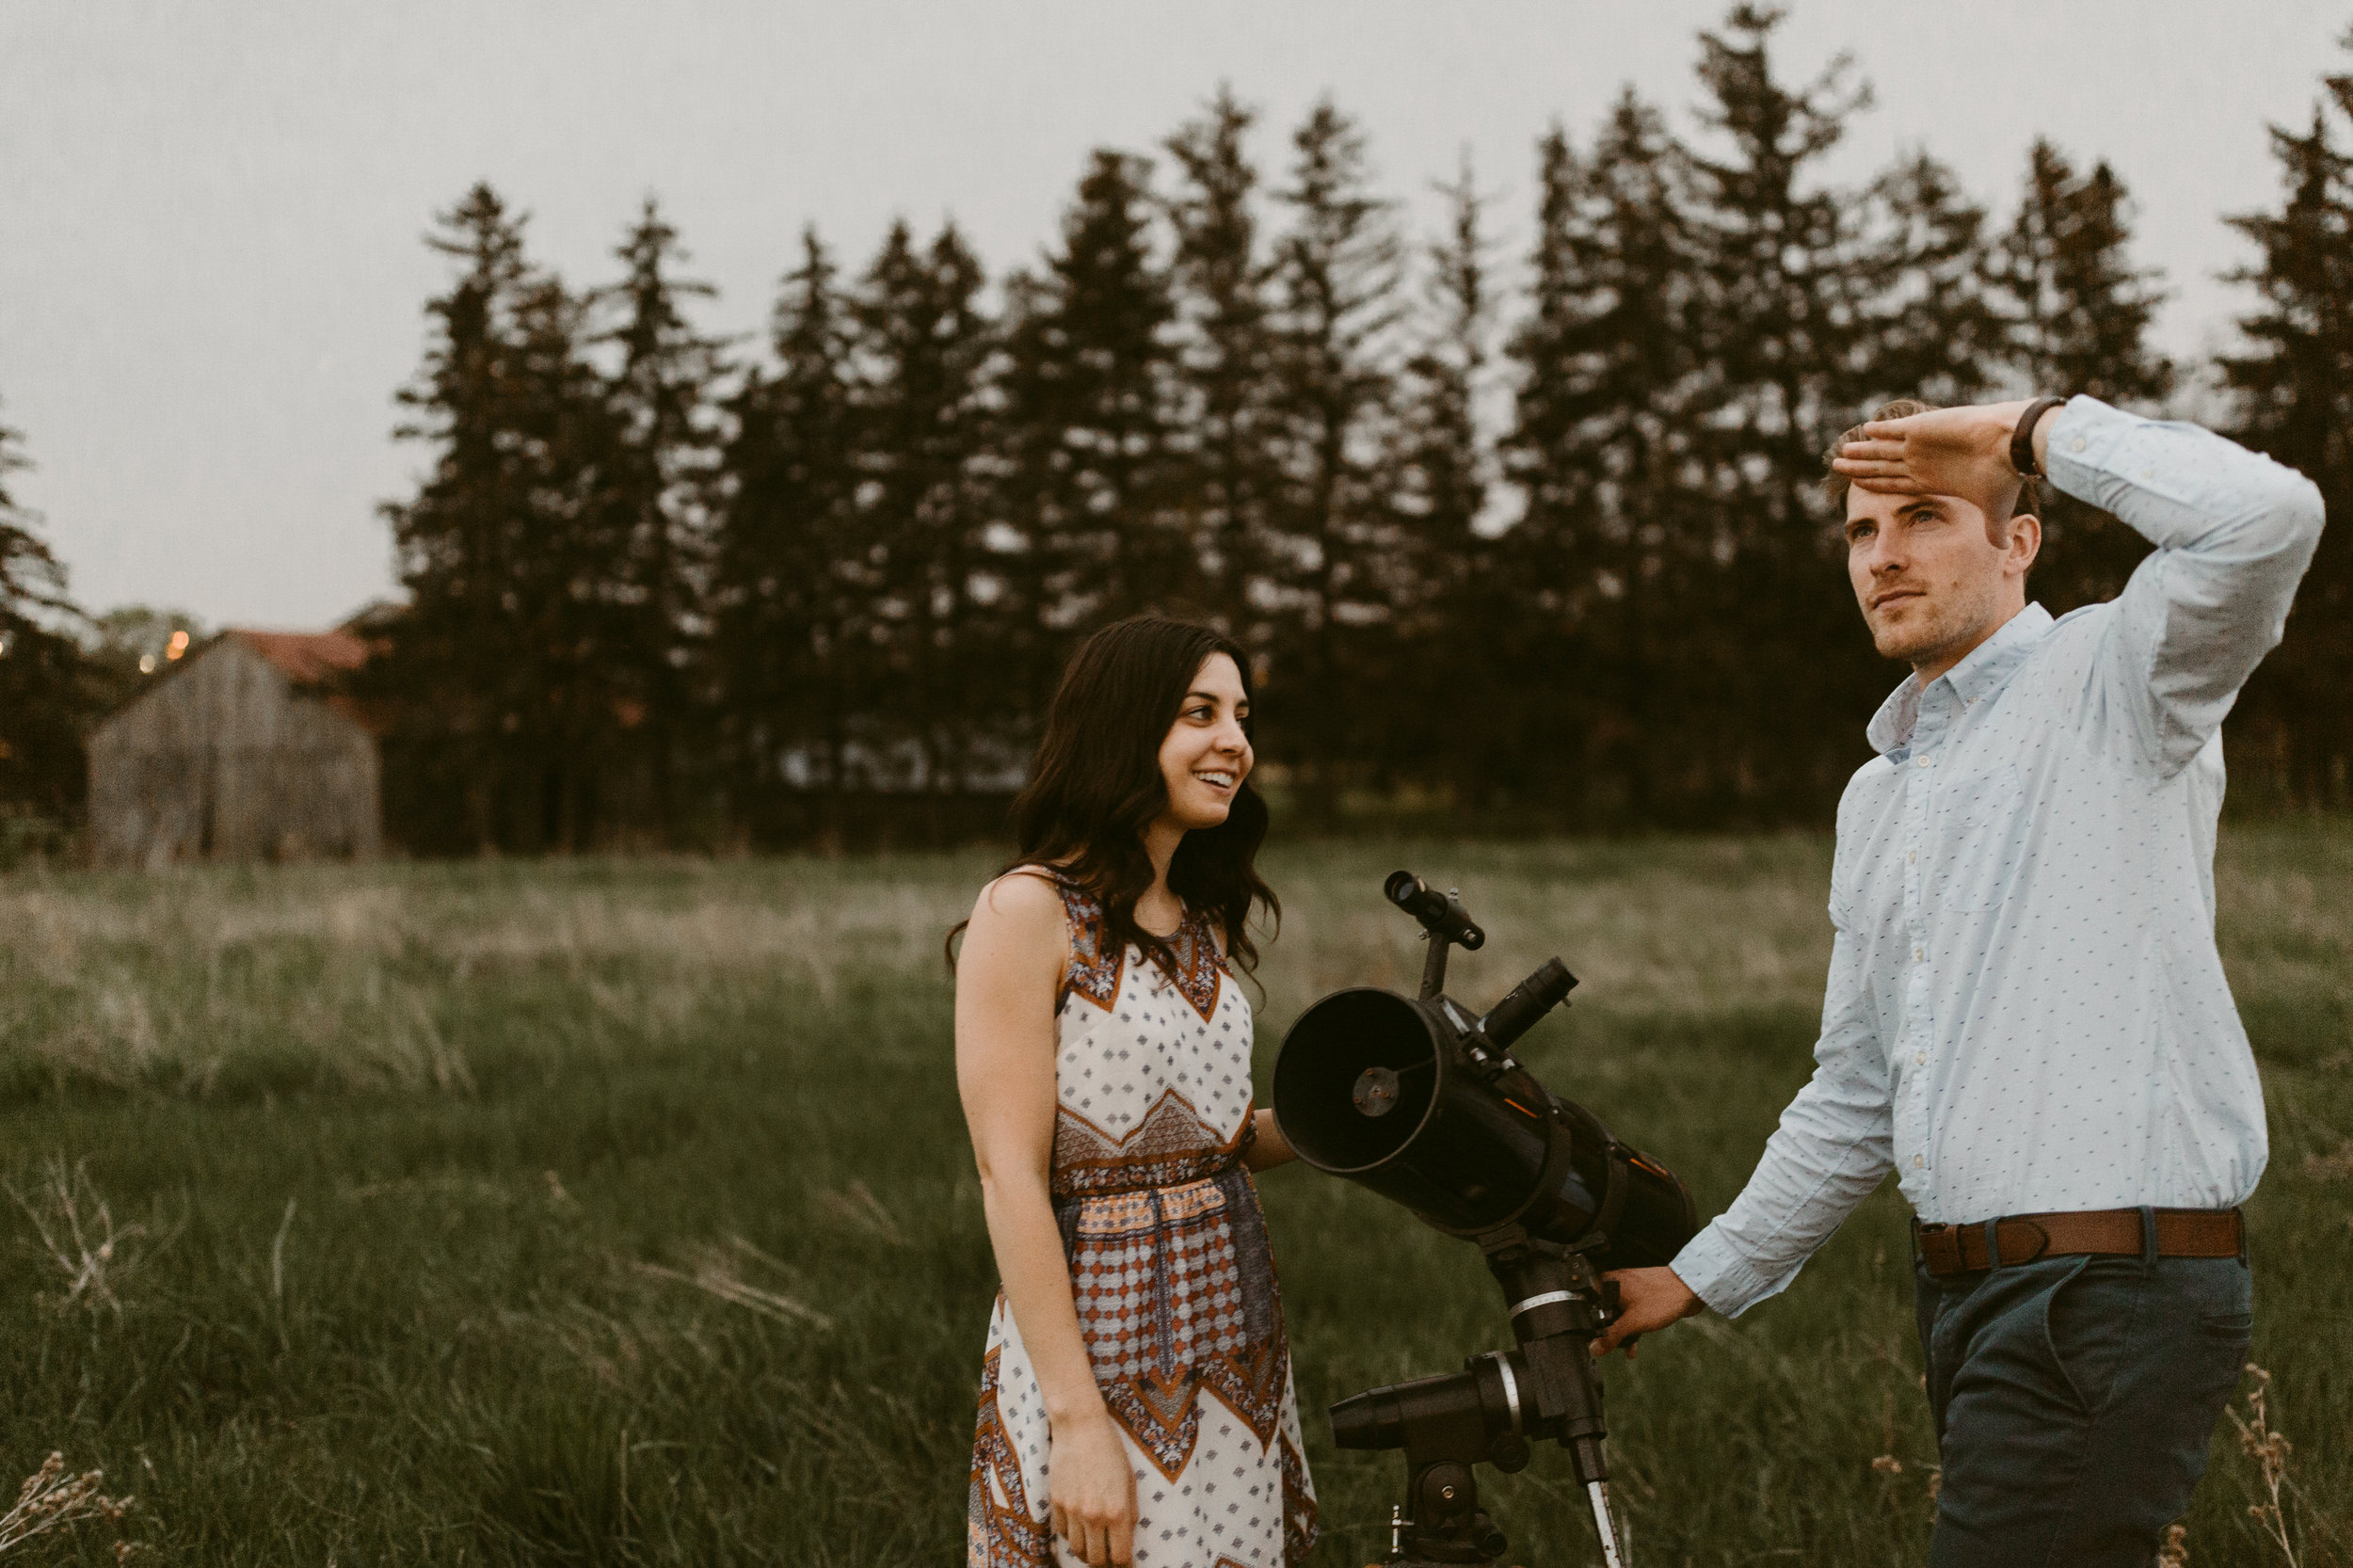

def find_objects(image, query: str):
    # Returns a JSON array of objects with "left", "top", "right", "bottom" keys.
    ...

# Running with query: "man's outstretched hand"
[
  {"left": 1591, "top": 1266, "right": 1706, "bottom": 1359},
  {"left": 1831, "top": 399, "right": 2053, "bottom": 518}
]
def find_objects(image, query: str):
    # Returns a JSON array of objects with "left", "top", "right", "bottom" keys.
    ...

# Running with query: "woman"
[{"left": 956, "top": 616, "right": 1318, "bottom": 1568}]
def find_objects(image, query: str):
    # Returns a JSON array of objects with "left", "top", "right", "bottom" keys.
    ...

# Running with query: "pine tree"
[
  {"left": 0, "top": 409, "right": 88, "bottom": 837},
  {"left": 1681, "top": 5, "right": 1898, "bottom": 819},
  {"left": 376, "top": 184, "right": 615, "bottom": 852},
  {"left": 1389, "top": 152, "right": 1510, "bottom": 806},
  {"left": 852, "top": 218, "right": 1001, "bottom": 824},
  {"left": 2219, "top": 71, "right": 2353, "bottom": 807},
  {"left": 1989, "top": 139, "right": 2173, "bottom": 611},
  {"left": 506, "top": 270, "right": 626, "bottom": 851},
  {"left": 1503, "top": 98, "right": 1712, "bottom": 822},
  {"left": 1164, "top": 87, "right": 1279, "bottom": 647},
  {"left": 1263, "top": 99, "right": 1407, "bottom": 821},
  {"left": 1000, "top": 150, "right": 1186, "bottom": 648},
  {"left": 1865, "top": 150, "right": 2001, "bottom": 408},
  {"left": 713, "top": 230, "right": 867, "bottom": 844},
  {"left": 597, "top": 198, "right": 728, "bottom": 842},
  {"left": 377, "top": 185, "right": 531, "bottom": 847},
  {"left": 1397, "top": 155, "right": 1493, "bottom": 611}
]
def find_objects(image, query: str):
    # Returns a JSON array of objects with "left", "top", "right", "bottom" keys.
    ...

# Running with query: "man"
[{"left": 1593, "top": 394, "right": 2323, "bottom": 1565}]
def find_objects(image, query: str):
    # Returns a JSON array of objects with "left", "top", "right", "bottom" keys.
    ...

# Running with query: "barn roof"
[
  {"left": 91, "top": 621, "right": 386, "bottom": 737},
  {"left": 229, "top": 628, "right": 371, "bottom": 684}
]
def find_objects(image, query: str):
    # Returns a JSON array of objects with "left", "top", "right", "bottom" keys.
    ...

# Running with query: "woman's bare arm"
[
  {"left": 955, "top": 872, "right": 1136, "bottom": 1565},
  {"left": 1210, "top": 918, "right": 1295, "bottom": 1176},
  {"left": 1242, "top": 1108, "right": 1294, "bottom": 1171}
]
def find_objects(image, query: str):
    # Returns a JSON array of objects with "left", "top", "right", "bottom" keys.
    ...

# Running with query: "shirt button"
[
  {"left": 1913, "top": 1154, "right": 1925, "bottom": 1168},
  {"left": 1915, "top": 1051, "right": 1928, "bottom": 1065},
  {"left": 1916, "top": 755, "right": 1932, "bottom": 769},
  {"left": 1909, "top": 850, "right": 1917, "bottom": 864},
  {"left": 1914, "top": 948, "right": 1925, "bottom": 962},
  {"left": 2071, "top": 436, "right": 2087, "bottom": 454}
]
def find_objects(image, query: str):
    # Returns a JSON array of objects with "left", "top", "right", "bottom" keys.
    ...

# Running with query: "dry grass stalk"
[
  {"left": 2229, "top": 1364, "right": 2307, "bottom": 1568},
  {"left": 4, "top": 1158, "right": 147, "bottom": 1318},
  {"left": 818, "top": 1180, "right": 905, "bottom": 1245},
  {"left": 269, "top": 1197, "right": 296, "bottom": 1302},
  {"left": 632, "top": 1236, "right": 831, "bottom": 1330},
  {"left": 0, "top": 1449, "right": 137, "bottom": 1558}
]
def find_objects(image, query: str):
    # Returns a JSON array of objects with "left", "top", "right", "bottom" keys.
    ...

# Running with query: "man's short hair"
[{"left": 1821, "top": 399, "right": 2037, "bottom": 540}]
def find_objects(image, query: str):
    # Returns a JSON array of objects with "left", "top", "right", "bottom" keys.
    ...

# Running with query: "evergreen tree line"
[
  {"left": 354, "top": 10, "right": 2353, "bottom": 850},
  {"left": 6, "top": 8, "right": 2350, "bottom": 854}
]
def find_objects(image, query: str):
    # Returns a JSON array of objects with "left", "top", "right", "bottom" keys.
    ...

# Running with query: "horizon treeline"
[{"left": 7, "top": 7, "right": 2352, "bottom": 856}]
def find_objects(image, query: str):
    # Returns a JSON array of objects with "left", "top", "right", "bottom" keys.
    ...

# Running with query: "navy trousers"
[{"left": 1913, "top": 1248, "right": 2252, "bottom": 1567}]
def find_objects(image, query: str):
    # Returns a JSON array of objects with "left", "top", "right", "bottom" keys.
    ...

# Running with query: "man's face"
[{"left": 1844, "top": 487, "right": 2033, "bottom": 670}]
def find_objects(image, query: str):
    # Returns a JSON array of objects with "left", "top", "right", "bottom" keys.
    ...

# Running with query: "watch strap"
[{"left": 2011, "top": 396, "right": 2065, "bottom": 478}]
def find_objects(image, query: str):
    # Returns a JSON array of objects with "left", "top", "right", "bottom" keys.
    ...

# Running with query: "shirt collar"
[{"left": 1865, "top": 602, "right": 2054, "bottom": 756}]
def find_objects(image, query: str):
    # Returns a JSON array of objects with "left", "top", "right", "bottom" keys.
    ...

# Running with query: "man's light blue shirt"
[{"left": 1673, "top": 397, "right": 2325, "bottom": 1318}]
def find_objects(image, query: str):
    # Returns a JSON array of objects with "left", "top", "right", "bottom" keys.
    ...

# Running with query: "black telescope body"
[
  {"left": 1272, "top": 872, "right": 1698, "bottom": 1566},
  {"left": 1272, "top": 977, "right": 1693, "bottom": 1272}
]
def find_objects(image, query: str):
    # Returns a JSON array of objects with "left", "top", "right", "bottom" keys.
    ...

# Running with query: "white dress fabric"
[{"left": 968, "top": 873, "right": 1317, "bottom": 1568}]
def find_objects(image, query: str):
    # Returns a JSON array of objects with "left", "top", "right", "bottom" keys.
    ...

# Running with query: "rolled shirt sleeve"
[
  {"left": 2047, "top": 396, "right": 2325, "bottom": 776},
  {"left": 1670, "top": 917, "right": 1895, "bottom": 1318}
]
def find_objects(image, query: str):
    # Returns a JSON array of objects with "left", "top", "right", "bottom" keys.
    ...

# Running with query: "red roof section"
[
  {"left": 225, "top": 627, "right": 386, "bottom": 734},
  {"left": 229, "top": 628, "right": 371, "bottom": 685}
]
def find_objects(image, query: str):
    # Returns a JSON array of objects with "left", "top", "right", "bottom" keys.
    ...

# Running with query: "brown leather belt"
[{"left": 1913, "top": 1208, "right": 2244, "bottom": 1277}]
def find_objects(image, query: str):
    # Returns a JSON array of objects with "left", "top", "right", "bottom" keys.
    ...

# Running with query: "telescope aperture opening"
[{"left": 1272, "top": 986, "right": 1445, "bottom": 1173}]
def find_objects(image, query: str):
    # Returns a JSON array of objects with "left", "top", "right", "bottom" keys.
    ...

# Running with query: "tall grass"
[{"left": 0, "top": 830, "right": 2345, "bottom": 1564}]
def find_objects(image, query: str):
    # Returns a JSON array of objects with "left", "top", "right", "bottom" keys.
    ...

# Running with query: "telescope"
[{"left": 1273, "top": 872, "right": 1697, "bottom": 1567}]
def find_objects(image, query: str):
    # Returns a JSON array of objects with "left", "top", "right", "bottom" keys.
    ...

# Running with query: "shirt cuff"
[
  {"left": 1668, "top": 1221, "right": 1789, "bottom": 1320},
  {"left": 2038, "top": 394, "right": 2129, "bottom": 503}
]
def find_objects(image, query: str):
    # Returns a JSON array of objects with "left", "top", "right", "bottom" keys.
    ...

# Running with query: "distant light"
[
  {"left": 167, "top": 630, "right": 190, "bottom": 660},
  {"left": 139, "top": 653, "right": 157, "bottom": 674}
]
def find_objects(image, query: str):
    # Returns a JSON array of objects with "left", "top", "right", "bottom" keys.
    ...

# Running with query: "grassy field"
[{"left": 0, "top": 830, "right": 2345, "bottom": 1566}]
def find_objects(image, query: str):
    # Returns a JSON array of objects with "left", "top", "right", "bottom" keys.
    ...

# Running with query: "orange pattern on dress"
[{"left": 966, "top": 872, "right": 1316, "bottom": 1567}]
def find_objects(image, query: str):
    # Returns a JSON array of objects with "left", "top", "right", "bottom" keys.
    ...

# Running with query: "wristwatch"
[{"left": 2010, "top": 397, "right": 2065, "bottom": 478}]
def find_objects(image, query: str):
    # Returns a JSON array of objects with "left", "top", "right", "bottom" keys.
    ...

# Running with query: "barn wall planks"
[{"left": 88, "top": 635, "right": 381, "bottom": 868}]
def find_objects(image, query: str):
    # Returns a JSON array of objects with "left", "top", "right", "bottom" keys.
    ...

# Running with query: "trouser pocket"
[{"left": 2040, "top": 1256, "right": 2137, "bottom": 1415}]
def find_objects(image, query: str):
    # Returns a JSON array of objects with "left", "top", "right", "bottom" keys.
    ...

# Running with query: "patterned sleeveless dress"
[{"left": 968, "top": 875, "right": 1318, "bottom": 1568}]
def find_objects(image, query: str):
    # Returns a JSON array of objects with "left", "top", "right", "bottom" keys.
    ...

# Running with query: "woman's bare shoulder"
[{"left": 968, "top": 866, "right": 1069, "bottom": 932}]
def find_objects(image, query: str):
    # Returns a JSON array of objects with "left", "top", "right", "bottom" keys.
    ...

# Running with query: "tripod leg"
[
  {"left": 1535, "top": 1336, "right": 1625, "bottom": 1568},
  {"left": 1585, "top": 1480, "right": 1625, "bottom": 1568}
]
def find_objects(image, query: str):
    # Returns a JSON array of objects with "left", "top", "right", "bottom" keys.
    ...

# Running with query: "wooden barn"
[{"left": 87, "top": 627, "right": 382, "bottom": 868}]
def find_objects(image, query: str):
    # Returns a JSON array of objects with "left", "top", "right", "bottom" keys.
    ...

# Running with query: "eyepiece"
[
  {"left": 1476, "top": 958, "right": 1577, "bottom": 1054},
  {"left": 1385, "top": 871, "right": 1486, "bottom": 950}
]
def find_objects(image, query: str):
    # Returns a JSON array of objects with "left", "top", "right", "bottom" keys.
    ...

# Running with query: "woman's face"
[{"left": 1155, "top": 653, "right": 1254, "bottom": 832}]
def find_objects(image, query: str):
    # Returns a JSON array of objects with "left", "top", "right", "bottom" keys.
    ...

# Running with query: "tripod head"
[
  {"left": 1271, "top": 872, "right": 1698, "bottom": 1566},
  {"left": 1327, "top": 1229, "right": 1625, "bottom": 1565}
]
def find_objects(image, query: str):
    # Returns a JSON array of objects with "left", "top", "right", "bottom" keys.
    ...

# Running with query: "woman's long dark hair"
[{"left": 951, "top": 616, "right": 1279, "bottom": 977}]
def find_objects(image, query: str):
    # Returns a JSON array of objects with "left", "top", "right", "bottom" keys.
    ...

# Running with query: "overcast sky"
[{"left": 4, "top": 1, "right": 2346, "bottom": 629}]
